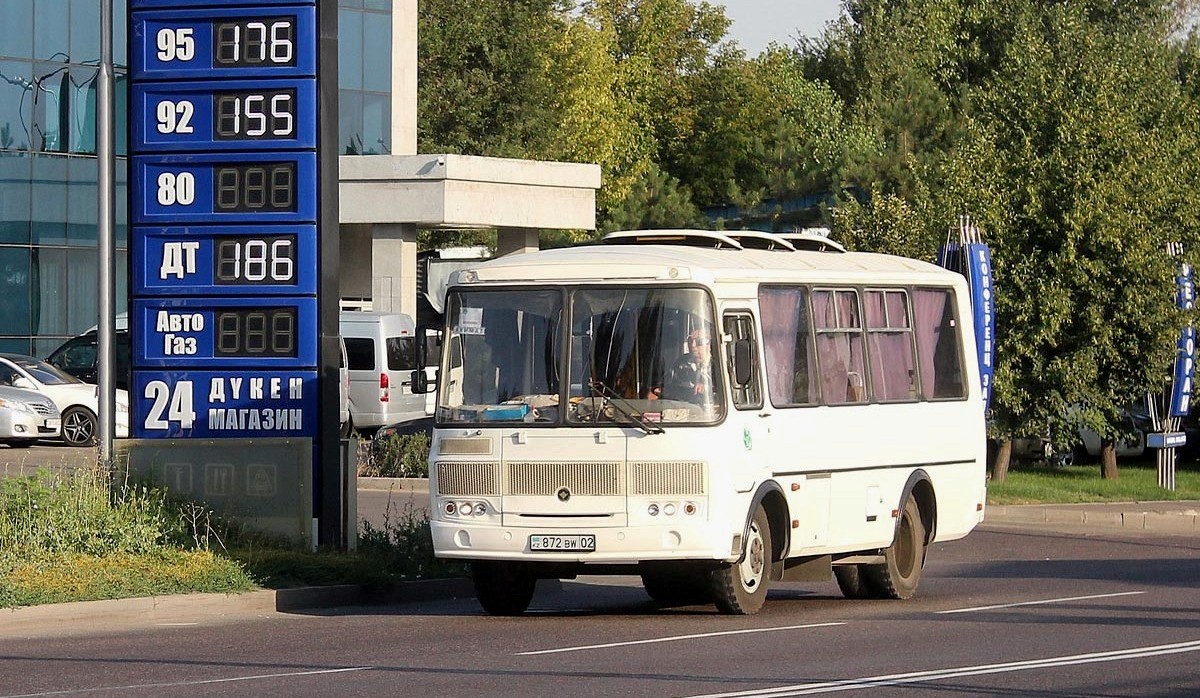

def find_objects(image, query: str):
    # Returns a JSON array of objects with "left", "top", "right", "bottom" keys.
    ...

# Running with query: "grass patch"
[
  {"left": 988, "top": 461, "right": 1200, "bottom": 504},
  {"left": 0, "top": 550, "right": 250, "bottom": 608},
  {"left": 1, "top": 466, "right": 257, "bottom": 608}
]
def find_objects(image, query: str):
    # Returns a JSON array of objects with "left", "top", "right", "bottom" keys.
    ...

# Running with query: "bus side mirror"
[
  {"left": 412, "top": 324, "right": 441, "bottom": 395},
  {"left": 732, "top": 338, "right": 754, "bottom": 387}
]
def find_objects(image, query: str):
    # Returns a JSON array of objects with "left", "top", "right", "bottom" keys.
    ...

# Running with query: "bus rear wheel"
[
  {"left": 711, "top": 504, "right": 771, "bottom": 615},
  {"left": 472, "top": 561, "right": 536, "bottom": 616},
  {"left": 863, "top": 498, "right": 926, "bottom": 599}
]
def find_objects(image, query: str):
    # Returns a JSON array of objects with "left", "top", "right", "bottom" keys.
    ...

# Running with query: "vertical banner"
[
  {"left": 966, "top": 243, "right": 995, "bottom": 411},
  {"left": 937, "top": 217, "right": 995, "bottom": 413},
  {"left": 1170, "top": 263, "right": 1195, "bottom": 417}
]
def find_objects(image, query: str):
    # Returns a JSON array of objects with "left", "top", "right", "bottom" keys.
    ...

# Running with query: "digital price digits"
[
  {"left": 214, "top": 236, "right": 296, "bottom": 285},
  {"left": 214, "top": 19, "right": 296, "bottom": 67},
  {"left": 215, "top": 162, "right": 296, "bottom": 212},
  {"left": 215, "top": 307, "right": 297, "bottom": 357}
]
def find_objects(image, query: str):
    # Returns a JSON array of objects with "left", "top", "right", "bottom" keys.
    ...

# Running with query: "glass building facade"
[{"left": 0, "top": 0, "right": 391, "bottom": 355}]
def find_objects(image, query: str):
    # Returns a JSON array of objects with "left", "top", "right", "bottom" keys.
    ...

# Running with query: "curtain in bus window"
[
  {"left": 759, "top": 286, "right": 815, "bottom": 405},
  {"left": 865, "top": 290, "right": 917, "bottom": 401},
  {"left": 912, "top": 288, "right": 966, "bottom": 399},
  {"left": 814, "top": 290, "right": 867, "bottom": 404}
]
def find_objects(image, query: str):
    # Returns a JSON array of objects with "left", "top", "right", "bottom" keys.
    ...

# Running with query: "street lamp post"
[{"left": 97, "top": 0, "right": 117, "bottom": 463}]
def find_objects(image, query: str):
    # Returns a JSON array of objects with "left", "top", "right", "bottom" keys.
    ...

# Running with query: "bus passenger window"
[
  {"left": 758, "top": 285, "right": 817, "bottom": 407},
  {"left": 913, "top": 288, "right": 966, "bottom": 399},
  {"left": 813, "top": 289, "right": 867, "bottom": 405}
]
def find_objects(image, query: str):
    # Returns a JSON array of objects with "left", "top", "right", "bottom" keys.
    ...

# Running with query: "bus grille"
[
  {"left": 436, "top": 462, "right": 498, "bottom": 496},
  {"left": 438, "top": 437, "right": 493, "bottom": 455},
  {"left": 506, "top": 462, "right": 622, "bottom": 496},
  {"left": 629, "top": 461, "right": 706, "bottom": 496}
]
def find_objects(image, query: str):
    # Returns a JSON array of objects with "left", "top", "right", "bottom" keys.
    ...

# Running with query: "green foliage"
[{"left": 360, "top": 432, "right": 431, "bottom": 478}]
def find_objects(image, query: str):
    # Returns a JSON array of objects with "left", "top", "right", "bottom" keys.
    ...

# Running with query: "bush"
[
  {"left": 357, "top": 497, "right": 467, "bottom": 580},
  {"left": 359, "top": 432, "right": 431, "bottom": 478}
]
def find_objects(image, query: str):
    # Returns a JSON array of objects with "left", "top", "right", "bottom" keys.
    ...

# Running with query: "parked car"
[
  {"left": 0, "top": 354, "right": 129, "bottom": 447},
  {"left": 44, "top": 328, "right": 132, "bottom": 393},
  {"left": 0, "top": 385, "right": 61, "bottom": 447}
]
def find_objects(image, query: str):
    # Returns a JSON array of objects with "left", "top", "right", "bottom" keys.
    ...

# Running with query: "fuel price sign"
[
  {"left": 132, "top": 80, "right": 318, "bottom": 151},
  {"left": 131, "top": 6, "right": 317, "bottom": 80},
  {"left": 131, "top": 153, "right": 317, "bottom": 225},
  {"left": 133, "top": 225, "right": 318, "bottom": 296},
  {"left": 129, "top": 0, "right": 329, "bottom": 443}
]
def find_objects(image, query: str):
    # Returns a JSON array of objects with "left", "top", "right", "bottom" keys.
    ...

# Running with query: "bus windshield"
[{"left": 438, "top": 286, "right": 723, "bottom": 426}]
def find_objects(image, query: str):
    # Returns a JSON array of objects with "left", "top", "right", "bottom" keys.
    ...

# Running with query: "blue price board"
[
  {"left": 131, "top": 152, "right": 317, "bottom": 225},
  {"left": 133, "top": 369, "right": 318, "bottom": 439},
  {"left": 133, "top": 224, "right": 318, "bottom": 296},
  {"left": 132, "top": 79, "right": 317, "bottom": 152},
  {"left": 133, "top": 297, "right": 318, "bottom": 368},
  {"left": 130, "top": 0, "right": 329, "bottom": 450},
  {"left": 131, "top": 6, "right": 317, "bottom": 80}
]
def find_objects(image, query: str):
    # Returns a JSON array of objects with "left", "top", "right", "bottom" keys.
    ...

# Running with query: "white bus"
[{"left": 417, "top": 230, "right": 988, "bottom": 615}]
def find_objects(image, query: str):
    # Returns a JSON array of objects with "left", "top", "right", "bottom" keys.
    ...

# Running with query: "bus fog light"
[
  {"left": 647, "top": 503, "right": 659, "bottom": 516},
  {"left": 663, "top": 503, "right": 677, "bottom": 516},
  {"left": 684, "top": 502, "right": 697, "bottom": 515},
  {"left": 458, "top": 502, "right": 473, "bottom": 516},
  {"left": 473, "top": 502, "right": 488, "bottom": 516},
  {"left": 443, "top": 501, "right": 457, "bottom": 516}
]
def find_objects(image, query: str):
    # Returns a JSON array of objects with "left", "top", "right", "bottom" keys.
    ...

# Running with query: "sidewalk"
[{"left": 984, "top": 500, "right": 1200, "bottom": 533}]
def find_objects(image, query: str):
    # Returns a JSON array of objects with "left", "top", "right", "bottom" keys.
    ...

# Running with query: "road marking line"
[
  {"left": 683, "top": 639, "right": 1200, "bottom": 697},
  {"left": 936, "top": 590, "right": 1146, "bottom": 614},
  {"left": 3, "top": 666, "right": 374, "bottom": 697},
  {"left": 516, "top": 622, "right": 846, "bottom": 656}
]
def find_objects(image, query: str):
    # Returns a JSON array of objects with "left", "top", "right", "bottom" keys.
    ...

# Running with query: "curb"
[
  {"left": 0, "top": 578, "right": 474, "bottom": 638},
  {"left": 357, "top": 477, "right": 429, "bottom": 492},
  {"left": 985, "top": 502, "right": 1200, "bottom": 532}
]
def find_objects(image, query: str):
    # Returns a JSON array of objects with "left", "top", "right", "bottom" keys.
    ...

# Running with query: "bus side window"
[
  {"left": 723, "top": 312, "right": 762, "bottom": 409},
  {"left": 912, "top": 288, "right": 966, "bottom": 399}
]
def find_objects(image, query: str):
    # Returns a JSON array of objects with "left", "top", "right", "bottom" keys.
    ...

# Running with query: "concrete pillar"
[
  {"left": 338, "top": 223, "right": 374, "bottom": 303},
  {"left": 496, "top": 227, "right": 540, "bottom": 257},
  {"left": 393, "top": 0, "right": 417, "bottom": 155},
  {"left": 372, "top": 223, "right": 418, "bottom": 317}
]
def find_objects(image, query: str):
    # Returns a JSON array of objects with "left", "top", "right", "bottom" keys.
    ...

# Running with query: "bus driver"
[{"left": 664, "top": 329, "right": 714, "bottom": 403}]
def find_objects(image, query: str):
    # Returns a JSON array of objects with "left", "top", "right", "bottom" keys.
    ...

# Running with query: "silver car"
[{"left": 0, "top": 385, "right": 61, "bottom": 447}]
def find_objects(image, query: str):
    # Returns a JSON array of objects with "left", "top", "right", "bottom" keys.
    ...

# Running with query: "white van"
[{"left": 339, "top": 311, "right": 426, "bottom": 433}]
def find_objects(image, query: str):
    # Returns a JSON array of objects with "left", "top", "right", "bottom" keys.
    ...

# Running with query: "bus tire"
[
  {"left": 711, "top": 504, "right": 771, "bottom": 615},
  {"left": 863, "top": 498, "right": 925, "bottom": 599},
  {"left": 641, "top": 567, "right": 712, "bottom": 606},
  {"left": 472, "top": 561, "right": 536, "bottom": 616},
  {"left": 833, "top": 565, "right": 873, "bottom": 599}
]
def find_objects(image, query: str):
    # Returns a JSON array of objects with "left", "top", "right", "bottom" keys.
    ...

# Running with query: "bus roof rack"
[
  {"left": 723, "top": 231, "right": 797, "bottom": 251},
  {"left": 601, "top": 230, "right": 744, "bottom": 249},
  {"left": 778, "top": 231, "right": 846, "bottom": 253}
]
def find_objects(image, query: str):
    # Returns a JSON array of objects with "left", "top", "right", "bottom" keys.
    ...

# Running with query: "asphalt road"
[{"left": 1, "top": 523, "right": 1197, "bottom": 697}]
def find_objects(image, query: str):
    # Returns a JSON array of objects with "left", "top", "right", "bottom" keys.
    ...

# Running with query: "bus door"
[{"left": 722, "top": 310, "right": 771, "bottom": 493}]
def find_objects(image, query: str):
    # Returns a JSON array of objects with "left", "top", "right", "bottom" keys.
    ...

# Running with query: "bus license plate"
[{"left": 529, "top": 534, "right": 596, "bottom": 552}]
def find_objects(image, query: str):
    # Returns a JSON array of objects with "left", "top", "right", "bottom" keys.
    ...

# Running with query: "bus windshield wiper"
[{"left": 588, "top": 379, "right": 665, "bottom": 435}]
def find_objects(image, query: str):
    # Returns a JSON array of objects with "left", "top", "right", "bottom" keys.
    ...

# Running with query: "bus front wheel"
[
  {"left": 711, "top": 504, "right": 771, "bottom": 615},
  {"left": 863, "top": 498, "right": 926, "bottom": 599},
  {"left": 472, "top": 561, "right": 536, "bottom": 616}
]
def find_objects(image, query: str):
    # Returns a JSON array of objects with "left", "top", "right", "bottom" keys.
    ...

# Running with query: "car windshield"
[
  {"left": 7, "top": 356, "right": 83, "bottom": 385},
  {"left": 437, "top": 286, "right": 722, "bottom": 426}
]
